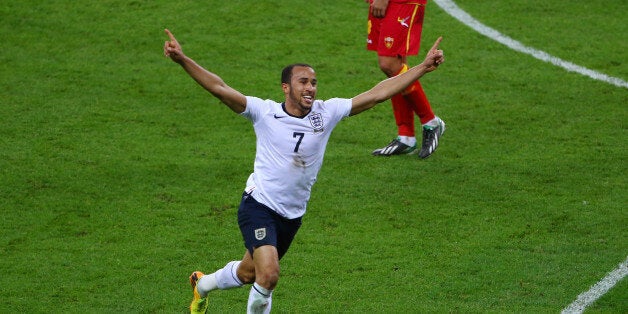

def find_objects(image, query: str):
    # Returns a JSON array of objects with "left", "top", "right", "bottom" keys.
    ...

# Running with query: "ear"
[{"left": 282, "top": 82, "right": 290, "bottom": 94}]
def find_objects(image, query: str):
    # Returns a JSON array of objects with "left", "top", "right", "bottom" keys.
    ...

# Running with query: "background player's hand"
[
  {"left": 370, "top": 0, "right": 389, "bottom": 18},
  {"left": 422, "top": 37, "right": 445, "bottom": 72},
  {"left": 164, "top": 29, "right": 185, "bottom": 63}
]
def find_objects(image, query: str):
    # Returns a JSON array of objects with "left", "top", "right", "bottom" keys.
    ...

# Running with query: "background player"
[{"left": 367, "top": 0, "right": 445, "bottom": 158}]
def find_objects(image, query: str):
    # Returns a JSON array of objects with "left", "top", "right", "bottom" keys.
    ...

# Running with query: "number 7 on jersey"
[{"left": 293, "top": 132, "right": 304, "bottom": 153}]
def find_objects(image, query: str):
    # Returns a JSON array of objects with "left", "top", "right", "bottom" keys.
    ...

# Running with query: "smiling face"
[{"left": 282, "top": 65, "right": 317, "bottom": 117}]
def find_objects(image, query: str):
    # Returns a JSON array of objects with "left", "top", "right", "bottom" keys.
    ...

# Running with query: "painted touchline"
[
  {"left": 433, "top": 0, "right": 628, "bottom": 89},
  {"left": 433, "top": 1, "right": 628, "bottom": 312}
]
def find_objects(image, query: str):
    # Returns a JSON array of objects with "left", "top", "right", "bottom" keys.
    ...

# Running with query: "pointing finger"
[
  {"left": 164, "top": 28, "right": 177, "bottom": 43},
  {"left": 429, "top": 36, "right": 443, "bottom": 52}
]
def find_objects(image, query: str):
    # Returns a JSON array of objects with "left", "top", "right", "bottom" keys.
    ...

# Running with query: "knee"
[
  {"left": 378, "top": 57, "right": 404, "bottom": 78},
  {"left": 236, "top": 262, "right": 280, "bottom": 287},
  {"left": 257, "top": 266, "right": 280, "bottom": 290},
  {"left": 237, "top": 263, "right": 256, "bottom": 284}
]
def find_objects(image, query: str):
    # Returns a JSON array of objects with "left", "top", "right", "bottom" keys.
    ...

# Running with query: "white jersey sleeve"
[{"left": 240, "top": 96, "right": 352, "bottom": 219}]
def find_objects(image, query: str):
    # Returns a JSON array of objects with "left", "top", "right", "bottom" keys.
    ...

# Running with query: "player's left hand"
[
  {"left": 164, "top": 29, "right": 185, "bottom": 63},
  {"left": 422, "top": 37, "right": 445, "bottom": 72}
]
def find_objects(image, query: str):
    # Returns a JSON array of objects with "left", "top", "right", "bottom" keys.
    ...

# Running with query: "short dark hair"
[{"left": 281, "top": 63, "right": 313, "bottom": 84}]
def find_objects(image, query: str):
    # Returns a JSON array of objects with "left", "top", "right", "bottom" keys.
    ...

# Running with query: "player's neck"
[{"left": 284, "top": 101, "right": 311, "bottom": 118}]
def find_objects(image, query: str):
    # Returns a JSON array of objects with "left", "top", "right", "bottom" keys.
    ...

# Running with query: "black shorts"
[{"left": 238, "top": 193, "right": 302, "bottom": 260}]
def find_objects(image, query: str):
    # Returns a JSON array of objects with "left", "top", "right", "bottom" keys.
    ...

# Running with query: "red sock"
[
  {"left": 391, "top": 93, "right": 415, "bottom": 137},
  {"left": 403, "top": 80, "right": 434, "bottom": 125}
]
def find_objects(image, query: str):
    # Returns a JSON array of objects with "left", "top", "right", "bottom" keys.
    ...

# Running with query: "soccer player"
[
  {"left": 163, "top": 28, "right": 444, "bottom": 313},
  {"left": 367, "top": 0, "right": 445, "bottom": 158}
]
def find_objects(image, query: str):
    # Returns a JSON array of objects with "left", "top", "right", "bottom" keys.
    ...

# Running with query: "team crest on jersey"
[
  {"left": 384, "top": 36, "right": 394, "bottom": 49},
  {"left": 309, "top": 113, "right": 324, "bottom": 132},
  {"left": 254, "top": 228, "right": 266, "bottom": 240}
]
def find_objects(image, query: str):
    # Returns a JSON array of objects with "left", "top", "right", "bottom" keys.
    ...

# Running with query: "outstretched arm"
[
  {"left": 164, "top": 29, "right": 246, "bottom": 113},
  {"left": 350, "top": 37, "right": 444, "bottom": 116}
]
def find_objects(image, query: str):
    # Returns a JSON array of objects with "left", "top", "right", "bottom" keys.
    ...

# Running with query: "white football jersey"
[{"left": 241, "top": 96, "right": 352, "bottom": 219}]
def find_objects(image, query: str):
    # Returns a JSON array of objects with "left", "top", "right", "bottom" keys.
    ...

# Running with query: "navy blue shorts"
[{"left": 238, "top": 193, "right": 302, "bottom": 260}]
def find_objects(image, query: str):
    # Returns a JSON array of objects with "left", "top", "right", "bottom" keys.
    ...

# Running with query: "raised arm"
[
  {"left": 350, "top": 37, "right": 444, "bottom": 116},
  {"left": 164, "top": 29, "right": 247, "bottom": 113}
]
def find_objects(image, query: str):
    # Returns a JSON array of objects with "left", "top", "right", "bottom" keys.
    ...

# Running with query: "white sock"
[
  {"left": 216, "top": 261, "right": 244, "bottom": 290},
  {"left": 197, "top": 260, "right": 244, "bottom": 297},
  {"left": 422, "top": 117, "right": 439, "bottom": 128},
  {"left": 247, "top": 282, "right": 272, "bottom": 314},
  {"left": 398, "top": 136, "right": 416, "bottom": 147},
  {"left": 196, "top": 273, "right": 217, "bottom": 297}
]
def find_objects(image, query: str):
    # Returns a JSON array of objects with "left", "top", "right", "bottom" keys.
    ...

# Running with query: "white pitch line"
[
  {"left": 432, "top": 0, "right": 628, "bottom": 89},
  {"left": 432, "top": 1, "right": 628, "bottom": 311},
  {"left": 561, "top": 256, "right": 628, "bottom": 314}
]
